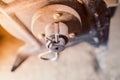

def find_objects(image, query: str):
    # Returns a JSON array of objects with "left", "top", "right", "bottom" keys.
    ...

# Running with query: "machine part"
[
  {"left": 31, "top": 4, "right": 82, "bottom": 60},
  {"left": 11, "top": 53, "right": 29, "bottom": 72},
  {"left": 40, "top": 22, "right": 69, "bottom": 60},
  {"left": 69, "top": 33, "right": 76, "bottom": 39},
  {"left": 46, "top": 35, "right": 68, "bottom": 52},
  {"left": 0, "top": 0, "right": 116, "bottom": 71},
  {"left": 31, "top": 4, "right": 82, "bottom": 41},
  {"left": 38, "top": 50, "right": 58, "bottom": 61},
  {"left": 53, "top": 13, "right": 63, "bottom": 20},
  {"left": 45, "top": 22, "right": 69, "bottom": 41}
]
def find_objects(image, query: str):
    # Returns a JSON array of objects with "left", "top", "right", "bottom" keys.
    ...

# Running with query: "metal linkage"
[{"left": 39, "top": 22, "right": 68, "bottom": 61}]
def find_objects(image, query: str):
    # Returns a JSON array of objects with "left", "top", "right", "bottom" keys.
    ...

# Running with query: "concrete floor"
[
  {"left": 105, "top": 4, "right": 120, "bottom": 80},
  {"left": 0, "top": 3, "right": 120, "bottom": 80}
]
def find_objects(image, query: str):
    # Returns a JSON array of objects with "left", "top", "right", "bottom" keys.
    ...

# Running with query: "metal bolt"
[
  {"left": 53, "top": 13, "right": 62, "bottom": 19},
  {"left": 94, "top": 12, "right": 99, "bottom": 17},
  {"left": 69, "top": 33, "right": 76, "bottom": 38}
]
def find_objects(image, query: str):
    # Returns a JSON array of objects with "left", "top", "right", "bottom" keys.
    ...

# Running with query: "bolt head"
[
  {"left": 53, "top": 13, "right": 62, "bottom": 19},
  {"left": 69, "top": 33, "right": 76, "bottom": 38}
]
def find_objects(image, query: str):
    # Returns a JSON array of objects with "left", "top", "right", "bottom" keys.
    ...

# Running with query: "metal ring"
[{"left": 38, "top": 50, "right": 58, "bottom": 61}]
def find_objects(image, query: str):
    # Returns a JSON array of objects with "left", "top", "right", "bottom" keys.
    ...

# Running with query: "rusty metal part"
[
  {"left": 31, "top": 4, "right": 83, "bottom": 60},
  {"left": 0, "top": 0, "right": 114, "bottom": 70},
  {"left": 31, "top": 4, "right": 82, "bottom": 39},
  {"left": 40, "top": 22, "right": 69, "bottom": 60},
  {"left": 46, "top": 35, "right": 68, "bottom": 52},
  {"left": 45, "top": 22, "right": 68, "bottom": 51},
  {"left": 31, "top": 4, "right": 82, "bottom": 56}
]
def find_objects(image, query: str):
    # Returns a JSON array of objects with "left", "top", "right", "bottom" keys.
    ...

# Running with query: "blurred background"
[{"left": 0, "top": 0, "right": 120, "bottom": 80}]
